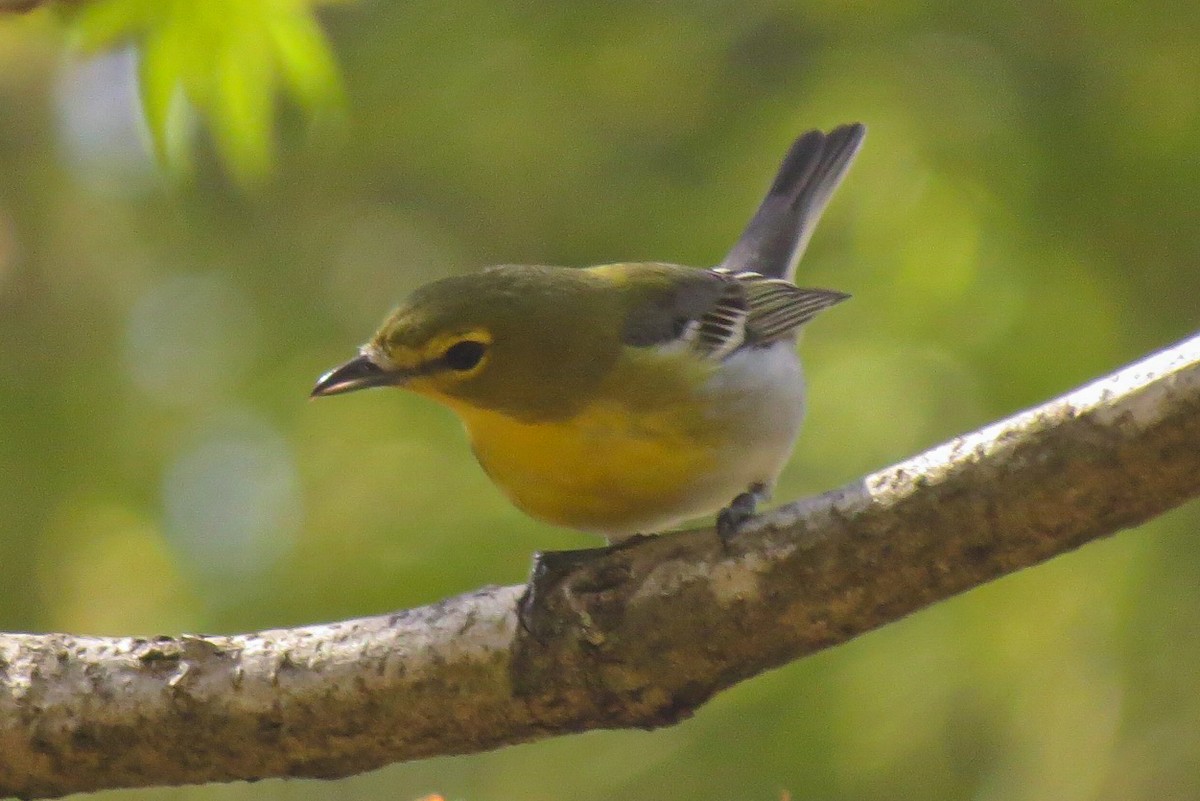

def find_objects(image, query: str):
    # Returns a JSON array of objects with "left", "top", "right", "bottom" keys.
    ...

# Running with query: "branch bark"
[{"left": 3, "top": 332, "right": 1200, "bottom": 799}]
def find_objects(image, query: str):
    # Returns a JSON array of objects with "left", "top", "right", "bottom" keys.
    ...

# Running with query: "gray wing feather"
[
  {"left": 707, "top": 269, "right": 849, "bottom": 351},
  {"left": 694, "top": 280, "right": 749, "bottom": 359},
  {"left": 720, "top": 123, "right": 865, "bottom": 281},
  {"left": 622, "top": 268, "right": 849, "bottom": 359},
  {"left": 744, "top": 283, "right": 851, "bottom": 342}
]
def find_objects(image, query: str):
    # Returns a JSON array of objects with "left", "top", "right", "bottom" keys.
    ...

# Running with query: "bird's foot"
[
  {"left": 717, "top": 483, "right": 768, "bottom": 545},
  {"left": 518, "top": 536, "right": 647, "bottom": 643}
]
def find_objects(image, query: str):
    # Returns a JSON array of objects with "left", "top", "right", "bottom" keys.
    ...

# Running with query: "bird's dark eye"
[{"left": 443, "top": 340, "right": 488, "bottom": 371}]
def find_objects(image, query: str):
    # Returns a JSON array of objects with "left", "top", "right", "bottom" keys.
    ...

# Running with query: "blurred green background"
[{"left": 2, "top": 2, "right": 1199, "bottom": 800}]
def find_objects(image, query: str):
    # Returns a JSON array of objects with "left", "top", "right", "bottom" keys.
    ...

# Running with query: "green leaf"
[
  {"left": 63, "top": 0, "right": 346, "bottom": 185},
  {"left": 210, "top": 35, "right": 276, "bottom": 183},
  {"left": 66, "top": 0, "right": 160, "bottom": 50},
  {"left": 268, "top": 8, "right": 343, "bottom": 111},
  {"left": 136, "top": 29, "right": 187, "bottom": 173}
]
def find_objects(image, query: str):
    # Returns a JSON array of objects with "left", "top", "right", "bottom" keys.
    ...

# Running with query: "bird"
[{"left": 312, "top": 123, "right": 865, "bottom": 543}]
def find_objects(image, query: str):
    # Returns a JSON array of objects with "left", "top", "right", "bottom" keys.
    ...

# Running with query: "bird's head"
[{"left": 311, "top": 265, "right": 624, "bottom": 421}]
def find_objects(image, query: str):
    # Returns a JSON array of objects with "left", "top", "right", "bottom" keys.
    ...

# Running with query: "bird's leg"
[
  {"left": 518, "top": 535, "right": 649, "bottom": 641},
  {"left": 530, "top": 546, "right": 610, "bottom": 577},
  {"left": 717, "top": 482, "right": 769, "bottom": 543}
]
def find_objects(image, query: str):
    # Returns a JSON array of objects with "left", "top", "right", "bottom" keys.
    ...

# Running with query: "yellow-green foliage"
[{"left": 66, "top": 0, "right": 344, "bottom": 182}]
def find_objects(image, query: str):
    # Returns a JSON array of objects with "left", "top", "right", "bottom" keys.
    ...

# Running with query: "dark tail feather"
[{"left": 720, "top": 123, "right": 865, "bottom": 281}]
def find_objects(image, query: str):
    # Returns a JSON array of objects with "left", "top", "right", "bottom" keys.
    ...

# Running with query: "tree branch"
[{"left": 3, "top": 332, "right": 1200, "bottom": 799}]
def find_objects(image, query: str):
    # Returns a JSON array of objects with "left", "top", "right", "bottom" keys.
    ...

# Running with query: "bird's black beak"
[{"left": 311, "top": 355, "right": 401, "bottom": 398}]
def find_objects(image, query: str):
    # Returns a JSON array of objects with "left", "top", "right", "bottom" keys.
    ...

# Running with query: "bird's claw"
[
  {"left": 717, "top": 483, "right": 767, "bottom": 545},
  {"left": 518, "top": 539, "right": 643, "bottom": 643}
]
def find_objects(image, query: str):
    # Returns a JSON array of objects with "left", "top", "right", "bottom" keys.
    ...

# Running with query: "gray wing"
[
  {"left": 622, "top": 267, "right": 849, "bottom": 361},
  {"left": 720, "top": 123, "right": 865, "bottom": 282},
  {"left": 619, "top": 267, "right": 730, "bottom": 348},
  {"left": 706, "top": 269, "right": 850, "bottom": 355}
]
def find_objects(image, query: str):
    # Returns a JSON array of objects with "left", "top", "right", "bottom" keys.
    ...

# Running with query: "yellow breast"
[{"left": 455, "top": 397, "right": 722, "bottom": 535}]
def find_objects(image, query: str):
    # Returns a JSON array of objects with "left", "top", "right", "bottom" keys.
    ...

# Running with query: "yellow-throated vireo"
[{"left": 313, "top": 124, "right": 865, "bottom": 542}]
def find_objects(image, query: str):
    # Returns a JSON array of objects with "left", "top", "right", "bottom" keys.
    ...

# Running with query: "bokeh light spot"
[
  {"left": 163, "top": 413, "right": 300, "bottom": 591},
  {"left": 54, "top": 47, "right": 156, "bottom": 195},
  {"left": 124, "top": 272, "right": 260, "bottom": 406}
]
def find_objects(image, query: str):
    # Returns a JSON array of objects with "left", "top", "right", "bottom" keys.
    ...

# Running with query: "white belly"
[
  {"left": 690, "top": 344, "right": 806, "bottom": 491},
  {"left": 604, "top": 342, "right": 806, "bottom": 539}
]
